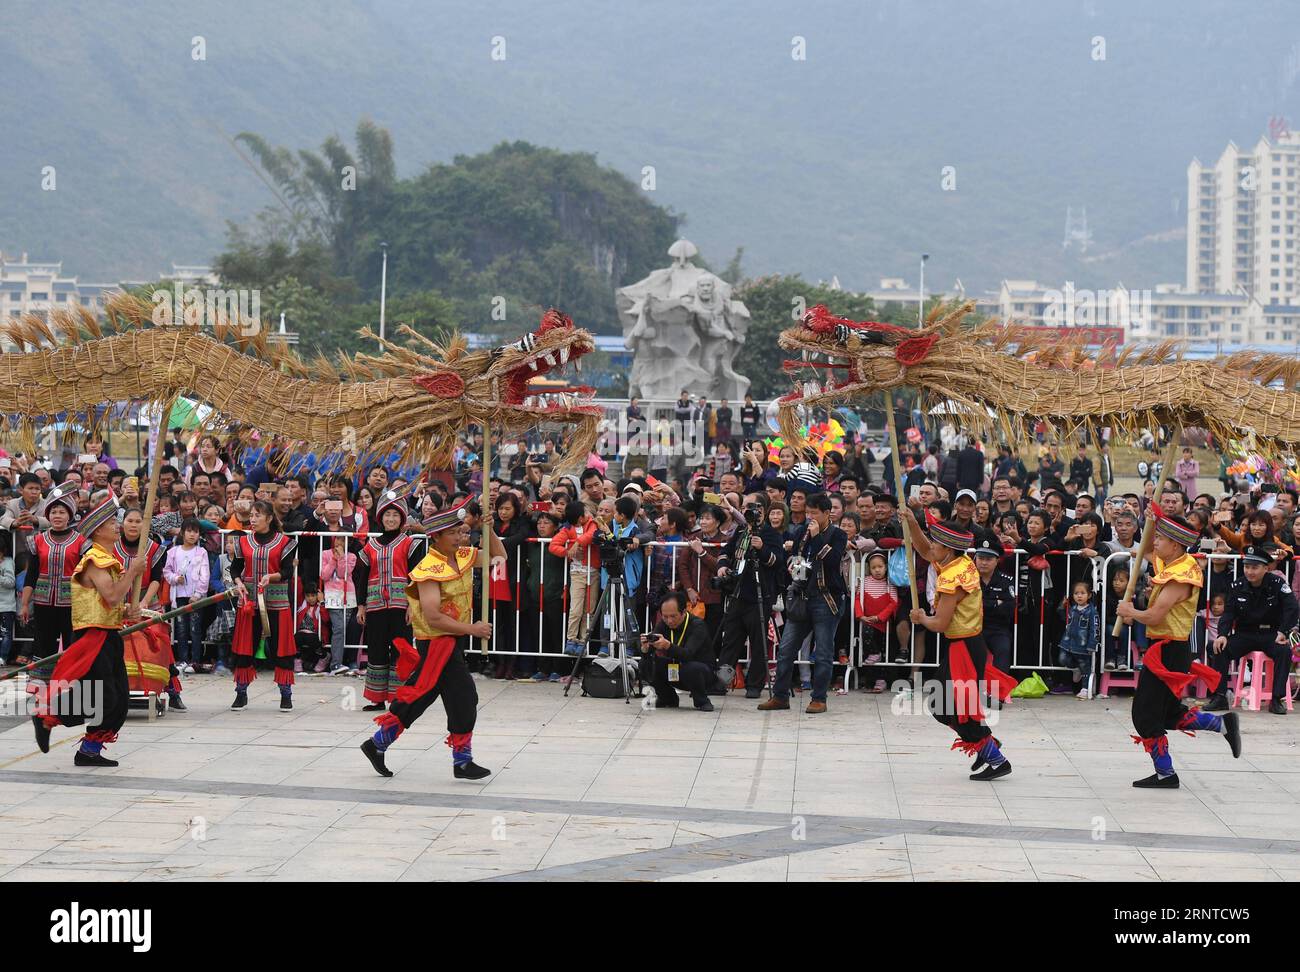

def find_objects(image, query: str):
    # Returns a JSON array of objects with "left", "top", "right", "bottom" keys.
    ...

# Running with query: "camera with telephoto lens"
[
  {"left": 596, "top": 530, "right": 635, "bottom": 573},
  {"left": 743, "top": 503, "right": 764, "bottom": 528}
]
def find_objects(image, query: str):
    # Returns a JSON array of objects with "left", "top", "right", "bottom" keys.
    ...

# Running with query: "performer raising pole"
[
  {"left": 32, "top": 495, "right": 145, "bottom": 767},
  {"left": 901, "top": 512, "right": 1018, "bottom": 780},
  {"left": 1115, "top": 508, "right": 1241, "bottom": 788},
  {"left": 361, "top": 497, "right": 506, "bottom": 781}
]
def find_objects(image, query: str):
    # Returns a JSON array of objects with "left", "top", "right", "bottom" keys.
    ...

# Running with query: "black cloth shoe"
[
  {"left": 362, "top": 702, "right": 387, "bottom": 712},
  {"left": 969, "top": 760, "right": 1011, "bottom": 781},
  {"left": 360, "top": 739, "right": 393, "bottom": 777},
  {"left": 1133, "top": 772, "right": 1180, "bottom": 788},
  {"left": 280, "top": 697, "right": 293, "bottom": 712},
  {"left": 970, "top": 736, "right": 1000, "bottom": 773},
  {"left": 168, "top": 696, "right": 187, "bottom": 712},
  {"left": 1269, "top": 700, "right": 1287, "bottom": 715},
  {"left": 230, "top": 694, "right": 248, "bottom": 711},
  {"left": 74, "top": 750, "right": 119, "bottom": 768},
  {"left": 656, "top": 693, "right": 680, "bottom": 708},
  {"left": 32, "top": 715, "right": 50, "bottom": 754},
  {"left": 1203, "top": 693, "right": 1229, "bottom": 712},
  {"left": 1223, "top": 711, "right": 1242, "bottom": 757},
  {"left": 744, "top": 688, "right": 762, "bottom": 699},
  {"left": 454, "top": 761, "right": 491, "bottom": 780},
  {"left": 694, "top": 698, "right": 715, "bottom": 712}
]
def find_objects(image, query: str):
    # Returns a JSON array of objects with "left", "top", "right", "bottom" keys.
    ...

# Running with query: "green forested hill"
[{"left": 3, "top": 0, "right": 1299, "bottom": 310}]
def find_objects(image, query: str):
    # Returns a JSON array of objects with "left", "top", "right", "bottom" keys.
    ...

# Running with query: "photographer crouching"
[
  {"left": 640, "top": 591, "right": 716, "bottom": 711},
  {"left": 716, "top": 495, "right": 785, "bottom": 698}
]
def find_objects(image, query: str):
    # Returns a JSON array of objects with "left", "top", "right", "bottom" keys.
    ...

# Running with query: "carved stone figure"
[{"left": 618, "top": 239, "right": 752, "bottom": 400}]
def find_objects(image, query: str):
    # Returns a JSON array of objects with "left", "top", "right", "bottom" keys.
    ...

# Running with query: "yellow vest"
[
  {"left": 1148, "top": 553, "right": 1202, "bottom": 641},
  {"left": 936, "top": 554, "right": 983, "bottom": 639},
  {"left": 71, "top": 544, "right": 124, "bottom": 631},
  {"left": 406, "top": 547, "right": 477, "bottom": 639}
]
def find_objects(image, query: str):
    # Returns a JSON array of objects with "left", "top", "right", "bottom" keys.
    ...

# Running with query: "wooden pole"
[
  {"left": 1112, "top": 424, "right": 1183, "bottom": 636},
  {"left": 479, "top": 428, "right": 492, "bottom": 656},
  {"left": 132, "top": 395, "right": 176, "bottom": 616},
  {"left": 883, "top": 395, "right": 920, "bottom": 609}
]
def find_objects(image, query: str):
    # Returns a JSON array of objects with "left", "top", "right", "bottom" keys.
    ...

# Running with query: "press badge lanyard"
[{"left": 667, "top": 615, "right": 689, "bottom": 681}]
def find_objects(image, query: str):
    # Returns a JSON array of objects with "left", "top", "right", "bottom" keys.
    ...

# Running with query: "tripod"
[
  {"left": 714, "top": 533, "right": 776, "bottom": 698},
  {"left": 563, "top": 572, "right": 642, "bottom": 703}
]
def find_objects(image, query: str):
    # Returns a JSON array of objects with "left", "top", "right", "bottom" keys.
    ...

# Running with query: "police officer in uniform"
[
  {"left": 973, "top": 538, "right": 1016, "bottom": 676},
  {"left": 1205, "top": 544, "right": 1298, "bottom": 715}
]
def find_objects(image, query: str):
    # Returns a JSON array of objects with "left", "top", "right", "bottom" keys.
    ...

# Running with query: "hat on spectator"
[
  {"left": 78, "top": 493, "right": 120, "bottom": 539},
  {"left": 972, "top": 537, "right": 1002, "bottom": 559},
  {"left": 42, "top": 482, "right": 78, "bottom": 519},
  {"left": 930, "top": 520, "right": 975, "bottom": 552},
  {"left": 1241, "top": 544, "right": 1275, "bottom": 565},
  {"left": 423, "top": 497, "right": 470, "bottom": 535},
  {"left": 873, "top": 492, "right": 897, "bottom": 507},
  {"left": 954, "top": 489, "right": 979, "bottom": 504},
  {"left": 621, "top": 482, "right": 644, "bottom": 497},
  {"left": 375, "top": 482, "right": 415, "bottom": 527}
]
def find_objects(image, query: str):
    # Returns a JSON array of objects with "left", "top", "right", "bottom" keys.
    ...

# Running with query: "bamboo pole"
[
  {"left": 480, "top": 429, "right": 492, "bottom": 656},
  {"left": 131, "top": 395, "right": 176, "bottom": 616},
  {"left": 883, "top": 395, "right": 920, "bottom": 609},
  {"left": 0, "top": 590, "right": 238, "bottom": 683},
  {"left": 1112, "top": 425, "right": 1183, "bottom": 636}
]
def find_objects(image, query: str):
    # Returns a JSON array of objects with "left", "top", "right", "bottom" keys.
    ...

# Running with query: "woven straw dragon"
[
  {"left": 0, "top": 293, "right": 601, "bottom": 469},
  {"left": 777, "top": 303, "right": 1300, "bottom": 458}
]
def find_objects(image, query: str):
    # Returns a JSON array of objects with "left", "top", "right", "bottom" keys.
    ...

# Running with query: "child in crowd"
[
  {"left": 1056, "top": 579, "right": 1100, "bottom": 699},
  {"left": 320, "top": 534, "right": 358, "bottom": 674},
  {"left": 1103, "top": 565, "right": 1147, "bottom": 673},
  {"left": 163, "top": 518, "right": 210, "bottom": 673},
  {"left": 854, "top": 550, "right": 897, "bottom": 693}
]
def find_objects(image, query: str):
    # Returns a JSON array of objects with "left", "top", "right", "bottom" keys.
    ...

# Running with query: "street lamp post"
[
  {"left": 919, "top": 253, "right": 929, "bottom": 326},
  {"left": 379, "top": 242, "right": 389, "bottom": 343}
]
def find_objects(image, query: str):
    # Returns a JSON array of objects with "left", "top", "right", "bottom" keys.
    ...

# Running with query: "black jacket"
[
  {"left": 717, "top": 524, "right": 784, "bottom": 605},
  {"left": 649, "top": 614, "right": 713, "bottom": 664},
  {"left": 795, "top": 523, "right": 848, "bottom": 601},
  {"left": 981, "top": 569, "right": 1016, "bottom": 634},
  {"left": 1220, "top": 572, "right": 1299, "bottom": 636},
  {"left": 956, "top": 446, "right": 985, "bottom": 491}
]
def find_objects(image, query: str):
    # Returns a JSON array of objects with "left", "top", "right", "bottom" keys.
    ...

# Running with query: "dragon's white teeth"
[
  {"left": 528, "top": 360, "right": 538, "bottom": 371},
  {"left": 559, "top": 347, "right": 569, "bottom": 364},
  {"left": 543, "top": 353, "right": 557, "bottom": 367},
  {"left": 574, "top": 357, "right": 582, "bottom": 373}
]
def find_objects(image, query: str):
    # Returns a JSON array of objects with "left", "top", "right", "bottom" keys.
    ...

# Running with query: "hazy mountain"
[{"left": 3, "top": 0, "right": 1298, "bottom": 305}]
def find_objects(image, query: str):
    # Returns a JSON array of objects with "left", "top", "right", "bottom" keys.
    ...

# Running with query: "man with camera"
[
  {"left": 640, "top": 591, "right": 715, "bottom": 711},
  {"left": 759, "top": 493, "right": 847, "bottom": 714},
  {"left": 715, "top": 496, "right": 784, "bottom": 698}
]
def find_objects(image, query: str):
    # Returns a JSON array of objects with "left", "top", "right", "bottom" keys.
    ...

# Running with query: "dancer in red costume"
[
  {"left": 360, "top": 498, "right": 505, "bottom": 780},
  {"left": 1116, "top": 509, "right": 1241, "bottom": 788},
  {"left": 31, "top": 496, "right": 145, "bottom": 767}
]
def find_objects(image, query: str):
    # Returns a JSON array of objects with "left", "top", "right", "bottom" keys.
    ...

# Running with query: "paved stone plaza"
[{"left": 1, "top": 672, "right": 1298, "bottom": 882}]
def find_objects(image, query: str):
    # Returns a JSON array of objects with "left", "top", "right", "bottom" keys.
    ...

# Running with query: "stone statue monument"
[{"left": 617, "top": 239, "right": 752, "bottom": 400}]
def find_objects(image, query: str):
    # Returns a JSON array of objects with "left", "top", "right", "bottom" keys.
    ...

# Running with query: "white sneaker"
[
  {"left": 330, "top": 665, "right": 349, "bottom": 675},
  {"left": 1076, "top": 688, "right": 1091, "bottom": 700}
]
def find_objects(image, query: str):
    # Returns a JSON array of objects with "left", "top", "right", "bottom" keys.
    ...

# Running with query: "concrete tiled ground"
[{"left": 1, "top": 671, "right": 1299, "bottom": 881}]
